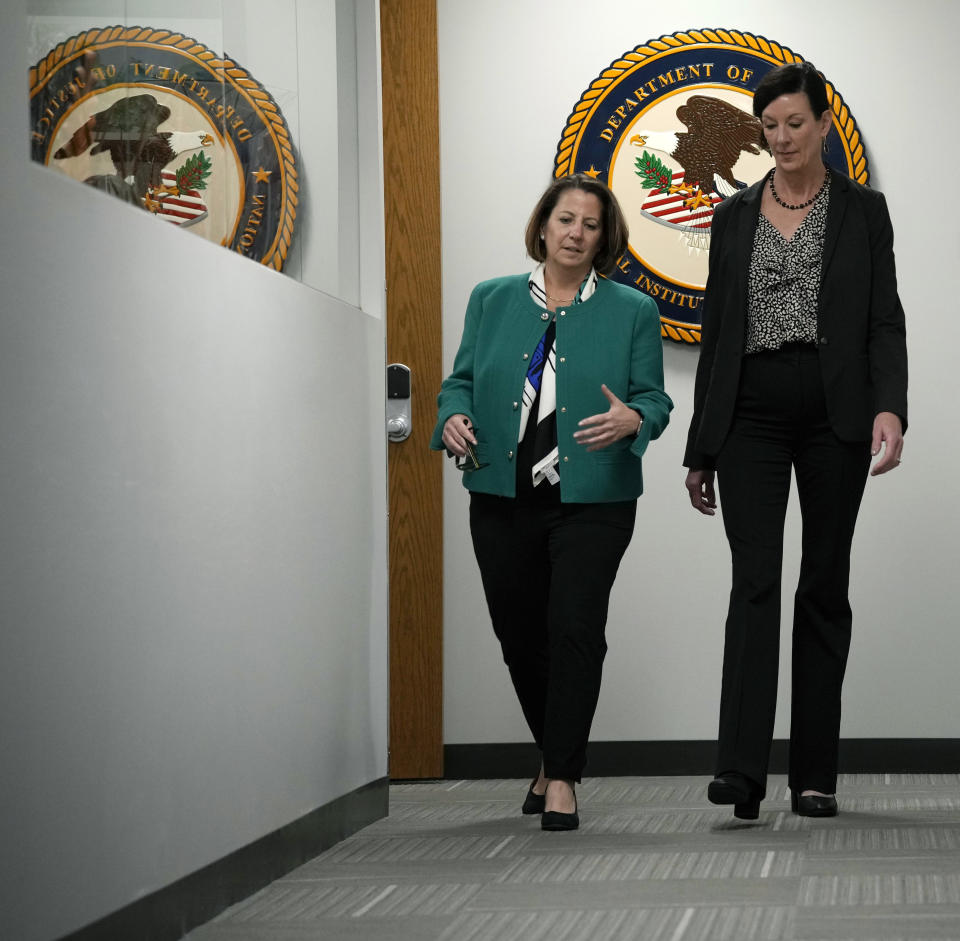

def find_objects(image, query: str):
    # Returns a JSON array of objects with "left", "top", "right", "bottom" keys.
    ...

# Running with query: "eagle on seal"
[
  {"left": 53, "top": 94, "right": 212, "bottom": 210},
  {"left": 629, "top": 95, "right": 762, "bottom": 198}
]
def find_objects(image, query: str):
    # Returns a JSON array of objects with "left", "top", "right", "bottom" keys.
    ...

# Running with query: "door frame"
[{"left": 381, "top": 0, "right": 445, "bottom": 779}]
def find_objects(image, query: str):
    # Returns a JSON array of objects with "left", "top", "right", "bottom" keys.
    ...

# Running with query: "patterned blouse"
[{"left": 744, "top": 176, "right": 831, "bottom": 354}]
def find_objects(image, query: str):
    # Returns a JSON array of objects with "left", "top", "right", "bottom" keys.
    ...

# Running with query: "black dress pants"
[
  {"left": 469, "top": 493, "right": 636, "bottom": 781},
  {"left": 714, "top": 345, "right": 871, "bottom": 796}
]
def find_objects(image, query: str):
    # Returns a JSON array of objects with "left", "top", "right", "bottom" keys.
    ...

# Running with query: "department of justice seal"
[
  {"left": 30, "top": 26, "right": 297, "bottom": 271},
  {"left": 554, "top": 28, "right": 868, "bottom": 343}
]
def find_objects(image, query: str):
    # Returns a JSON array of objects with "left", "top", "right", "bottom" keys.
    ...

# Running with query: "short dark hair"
[
  {"left": 753, "top": 61, "right": 830, "bottom": 120},
  {"left": 524, "top": 173, "right": 629, "bottom": 275},
  {"left": 752, "top": 62, "right": 830, "bottom": 151}
]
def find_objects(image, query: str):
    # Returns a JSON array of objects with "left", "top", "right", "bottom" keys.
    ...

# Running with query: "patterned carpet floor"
[{"left": 186, "top": 773, "right": 960, "bottom": 940}]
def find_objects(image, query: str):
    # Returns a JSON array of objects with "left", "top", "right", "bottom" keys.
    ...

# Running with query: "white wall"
[
  {"left": 438, "top": 0, "right": 959, "bottom": 746},
  {"left": 0, "top": 2, "right": 387, "bottom": 939}
]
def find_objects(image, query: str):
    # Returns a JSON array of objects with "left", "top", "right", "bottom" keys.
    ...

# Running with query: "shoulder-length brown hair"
[{"left": 523, "top": 173, "right": 629, "bottom": 275}]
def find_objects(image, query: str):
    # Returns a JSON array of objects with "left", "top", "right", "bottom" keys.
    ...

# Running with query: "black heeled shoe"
[
  {"left": 521, "top": 776, "right": 546, "bottom": 815},
  {"left": 541, "top": 783, "right": 579, "bottom": 831},
  {"left": 791, "top": 790, "right": 838, "bottom": 817},
  {"left": 707, "top": 772, "right": 762, "bottom": 820}
]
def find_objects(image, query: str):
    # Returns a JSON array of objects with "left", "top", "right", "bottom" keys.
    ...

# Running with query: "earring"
[
  {"left": 822, "top": 137, "right": 828, "bottom": 154},
  {"left": 539, "top": 231, "right": 545, "bottom": 240}
]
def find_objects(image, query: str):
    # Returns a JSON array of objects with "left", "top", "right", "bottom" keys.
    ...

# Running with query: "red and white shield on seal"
[{"left": 151, "top": 170, "right": 209, "bottom": 227}]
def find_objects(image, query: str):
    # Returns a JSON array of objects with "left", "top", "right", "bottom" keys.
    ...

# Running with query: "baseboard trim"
[
  {"left": 59, "top": 776, "right": 389, "bottom": 941},
  {"left": 443, "top": 739, "right": 960, "bottom": 779}
]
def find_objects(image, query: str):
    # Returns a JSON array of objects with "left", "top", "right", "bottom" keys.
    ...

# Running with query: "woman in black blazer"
[{"left": 683, "top": 62, "right": 907, "bottom": 819}]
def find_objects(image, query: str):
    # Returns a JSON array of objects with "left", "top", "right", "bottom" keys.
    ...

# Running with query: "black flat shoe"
[
  {"left": 707, "top": 773, "right": 762, "bottom": 820},
  {"left": 541, "top": 795, "right": 579, "bottom": 831},
  {"left": 792, "top": 790, "right": 838, "bottom": 817},
  {"left": 521, "top": 779, "right": 546, "bottom": 816}
]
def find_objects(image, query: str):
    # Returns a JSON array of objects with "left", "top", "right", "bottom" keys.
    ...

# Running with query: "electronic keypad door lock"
[{"left": 386, "top": 363, "right": 412, "bottom": 442}]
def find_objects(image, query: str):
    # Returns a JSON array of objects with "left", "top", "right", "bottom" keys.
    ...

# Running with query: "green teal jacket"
[{"left": 430, "top": 274, "right": 673, "bottom": 502}]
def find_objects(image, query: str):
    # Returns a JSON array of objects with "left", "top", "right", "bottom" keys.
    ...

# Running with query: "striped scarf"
[{"left": 520, "top": 264, "right": 598, "bottom": 487}]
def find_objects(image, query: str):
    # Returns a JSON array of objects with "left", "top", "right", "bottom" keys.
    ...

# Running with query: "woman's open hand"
[{"left": 574, "top": 384, "right": 642, "bottom": 452}]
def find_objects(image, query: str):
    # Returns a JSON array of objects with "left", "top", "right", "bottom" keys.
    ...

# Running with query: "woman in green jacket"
[{"left": 432, "top": 174, "right": 672, "bottom": 830}]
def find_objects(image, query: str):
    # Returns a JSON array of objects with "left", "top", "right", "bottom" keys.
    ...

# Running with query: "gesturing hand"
[{"left": 573, "top": 384, "right": 641, "bottom": 452}]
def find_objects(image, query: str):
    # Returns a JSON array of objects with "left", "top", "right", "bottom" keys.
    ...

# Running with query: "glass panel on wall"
[{"left": 27, "top": 0, "right": 361, "bottom": 306}]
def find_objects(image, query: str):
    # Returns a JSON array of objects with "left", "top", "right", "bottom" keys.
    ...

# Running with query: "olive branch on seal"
[
  {"left": 634, "top": 151, "right": 674, "bottom": 190},
  {"left": 175, "top": 151, "right": 213, "bottom": 192}
]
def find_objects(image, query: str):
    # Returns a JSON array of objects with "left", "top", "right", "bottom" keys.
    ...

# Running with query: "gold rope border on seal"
[
  {"left": 30, "top": 25, "right": 298, "bottom": 272},
  {"left": 553, "top": 28, "right": 868, "bottom": 344}
]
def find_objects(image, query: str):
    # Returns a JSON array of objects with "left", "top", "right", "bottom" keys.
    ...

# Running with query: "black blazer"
[{"left": 684, "top": 169, "right": 908, "bottom": 469}]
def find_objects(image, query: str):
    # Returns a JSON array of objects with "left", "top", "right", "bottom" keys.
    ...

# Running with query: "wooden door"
[{"left": 381, "top": 0, "right": 444, "bottom": 779}]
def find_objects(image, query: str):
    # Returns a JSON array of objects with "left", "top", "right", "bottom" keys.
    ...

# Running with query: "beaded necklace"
[{"left": 768, "top": 167, "right": 829, "bottom": 210}]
